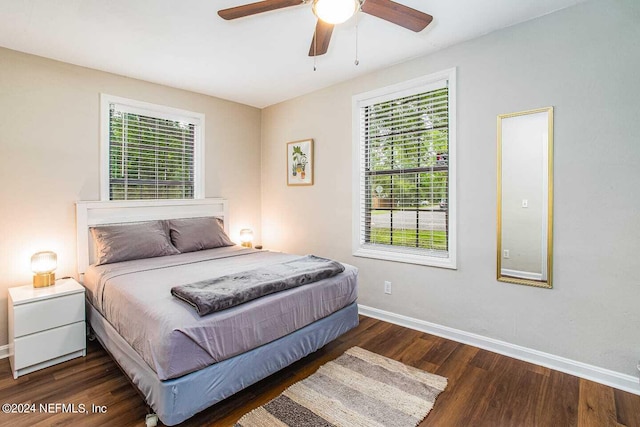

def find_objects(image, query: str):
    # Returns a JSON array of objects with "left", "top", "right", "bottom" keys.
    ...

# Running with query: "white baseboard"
[
  {"left": 358, "top": 304, "right": 640, "bottom": 396},
  {"left": 0, "top": 345, "right": 9, "bottom": 359}
]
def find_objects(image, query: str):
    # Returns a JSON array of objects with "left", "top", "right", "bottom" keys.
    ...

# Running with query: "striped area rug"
[{"left": 235, "top": 346, "right": 447, "bottom": 427}]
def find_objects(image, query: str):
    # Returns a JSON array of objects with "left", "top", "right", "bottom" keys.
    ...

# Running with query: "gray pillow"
[
  {"left": 90, "top": 221, "right": 180, "bottom": 266},
  {"left": 168, "top": 217, "right": 235, "bottom": 253}
]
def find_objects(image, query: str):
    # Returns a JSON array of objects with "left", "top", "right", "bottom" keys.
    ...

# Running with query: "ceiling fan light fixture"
[{"left": 312, "top": 0, "right": 359, "bottom": 25}]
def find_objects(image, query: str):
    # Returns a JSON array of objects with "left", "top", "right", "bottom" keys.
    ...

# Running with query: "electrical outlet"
[
  {"left": 522, "top": 199, "right": 528, "bottom": 208},
  {"left": 384, "top": 281, "right": 392, "bottom": 295},
  {"left": 503, "top": 249, "right": 510, "bottom": 259}
]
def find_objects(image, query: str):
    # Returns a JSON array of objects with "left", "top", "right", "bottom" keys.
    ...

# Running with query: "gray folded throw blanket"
[{"left": 171, "top": 255, "right": 345, "bottom": 316}]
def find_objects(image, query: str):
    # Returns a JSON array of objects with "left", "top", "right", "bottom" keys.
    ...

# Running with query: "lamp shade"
[
  {"left": 31, "top": 251, "right": 57, "bottom": 287},
  {"left": 239, "top": 229, "right": 254, "bottom": 248},
  {"left": 312, "top": 0, "right": 359, "bottom": 24}
]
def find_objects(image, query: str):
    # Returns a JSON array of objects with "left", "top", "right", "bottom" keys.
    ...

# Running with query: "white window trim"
[
  {"left": 351, "top": 68, "right": 457, "bottom": 269},
  {"left": 99, "top": 94, "right": 205, "bottom": 201}
]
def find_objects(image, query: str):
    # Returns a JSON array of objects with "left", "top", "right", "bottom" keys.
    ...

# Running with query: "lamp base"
[
  {"left": 33, "top": 273, "right": 55, "bottom": 288},
  {"left": 241, "top": 242, "right": 253, "bottom": 248}
]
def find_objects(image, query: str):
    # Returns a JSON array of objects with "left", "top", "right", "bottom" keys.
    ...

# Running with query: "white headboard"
[{"left": 75, "top": 198, "right": 228, "bottom": 281}]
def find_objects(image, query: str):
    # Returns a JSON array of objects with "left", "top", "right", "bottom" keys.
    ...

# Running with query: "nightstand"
[{"left": 8, "top": 278, "right": 86, "bottom": 379}]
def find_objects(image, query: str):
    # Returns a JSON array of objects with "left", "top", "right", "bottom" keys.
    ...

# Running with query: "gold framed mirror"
[{"left": 497, "top": 107, "right": 553, "bottom": 288}]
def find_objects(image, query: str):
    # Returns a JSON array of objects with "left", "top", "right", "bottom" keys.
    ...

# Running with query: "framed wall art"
[{"left": 287, "top": 139, "right": 314, "bottom": 186}]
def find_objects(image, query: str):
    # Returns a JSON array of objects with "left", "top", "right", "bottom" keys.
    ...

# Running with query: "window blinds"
[
  {"left": 357, "top": 83, "right": 450, "bottom": 257},
  {"left": 108, "top": 103, "right": 196, "bottom": 200}
]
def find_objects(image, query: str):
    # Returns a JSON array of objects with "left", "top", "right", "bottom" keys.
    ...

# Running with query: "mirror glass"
[{"left": 497, "top": 107, "right": 553, "bottom": 288}]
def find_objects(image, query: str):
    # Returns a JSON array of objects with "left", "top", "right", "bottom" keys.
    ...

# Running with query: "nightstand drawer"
[
  {"left": 13, "top": 292, "right": 84, "bottom": 337},
  {"left": 13, "top": 321, "right": 85, "bottom": 370}
]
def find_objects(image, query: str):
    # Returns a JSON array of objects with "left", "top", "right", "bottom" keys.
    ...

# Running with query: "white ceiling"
[{"left": 0, "top": 0, "right": 585, "bottom": 108}]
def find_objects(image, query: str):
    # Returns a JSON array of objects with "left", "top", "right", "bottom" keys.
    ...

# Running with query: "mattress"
[{"left": 83, "top": 246, "right": 358, "bottom": 380}]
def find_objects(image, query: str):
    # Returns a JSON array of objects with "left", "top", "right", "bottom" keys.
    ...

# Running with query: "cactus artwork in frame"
[{"left": 287, "top": 139, "right": 314, "bottom": 186}]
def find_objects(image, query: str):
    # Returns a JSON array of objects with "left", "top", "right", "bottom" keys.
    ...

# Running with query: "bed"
[{"left": 75, "top": 199, "right": 359, "bottom": 425}]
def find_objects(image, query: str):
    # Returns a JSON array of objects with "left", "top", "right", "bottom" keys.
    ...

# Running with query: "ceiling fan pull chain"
[
  {"left": 354, "top": 9, "right": 360, "bottom": 66},
  {"left": 313, "top": 25, "right": 318, "bottom": 71}
]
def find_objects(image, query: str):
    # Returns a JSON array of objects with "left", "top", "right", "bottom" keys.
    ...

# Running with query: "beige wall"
[
  {"left": 0, "top": 48, "right": 262, "bottom": 345},
  {"left": 262, "top": 0, "right": 640, "bottom": 378}
]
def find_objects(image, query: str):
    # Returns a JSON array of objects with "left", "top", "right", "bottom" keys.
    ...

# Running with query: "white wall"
[
  {"left": 0, "top": 48, "right": 262, "bottom": 345},
  {"left": 262, "top": 0, "right": 640, "bottom": 380}
]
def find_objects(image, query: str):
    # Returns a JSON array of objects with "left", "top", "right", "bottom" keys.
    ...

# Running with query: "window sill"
[{"left": 353, "top": 246, "right": 456, "bottom": 269}]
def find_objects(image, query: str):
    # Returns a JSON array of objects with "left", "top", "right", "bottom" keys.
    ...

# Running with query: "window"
[
  {"left": 100, "top": 94, "right": 204, "bottom": 200},
  {"left": 352, "top": 69, "right": 456, "bottom": 268}
]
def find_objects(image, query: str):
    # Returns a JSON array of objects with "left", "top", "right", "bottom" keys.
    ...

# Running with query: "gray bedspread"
[
  {"left": 171, "top": 255, "right": 345, "bottom": 316},
  {"left": 83, "top": 247, "right": 358, "bottom": 380}
]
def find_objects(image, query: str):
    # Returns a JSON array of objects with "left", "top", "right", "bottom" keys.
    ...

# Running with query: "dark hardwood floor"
[{"left": 0, "top": 316, "right": 638, "bottom": 426}]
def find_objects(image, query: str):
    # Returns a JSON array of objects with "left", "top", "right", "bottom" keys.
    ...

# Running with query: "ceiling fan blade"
[
  {"left": 361, "top": 0, "right": 433, "bottom": 32},
  {"left": 308, "top": 20, "right": 334, "bottom": 56},
  {"left": 218, "top": 0, "right": 302, "bottom": 20}
]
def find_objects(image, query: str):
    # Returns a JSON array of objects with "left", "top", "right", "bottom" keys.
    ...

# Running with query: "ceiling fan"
[{"left": 218, "top": 0, "right": 433, "bottom": 57}]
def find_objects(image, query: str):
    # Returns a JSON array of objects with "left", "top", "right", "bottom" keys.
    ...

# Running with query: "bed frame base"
[
  {"left": 145, "top": 414, "right": 159, "bottom": 427},
  {"left": 87, "top": 300, "right": 359, "bottom": 426}
]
